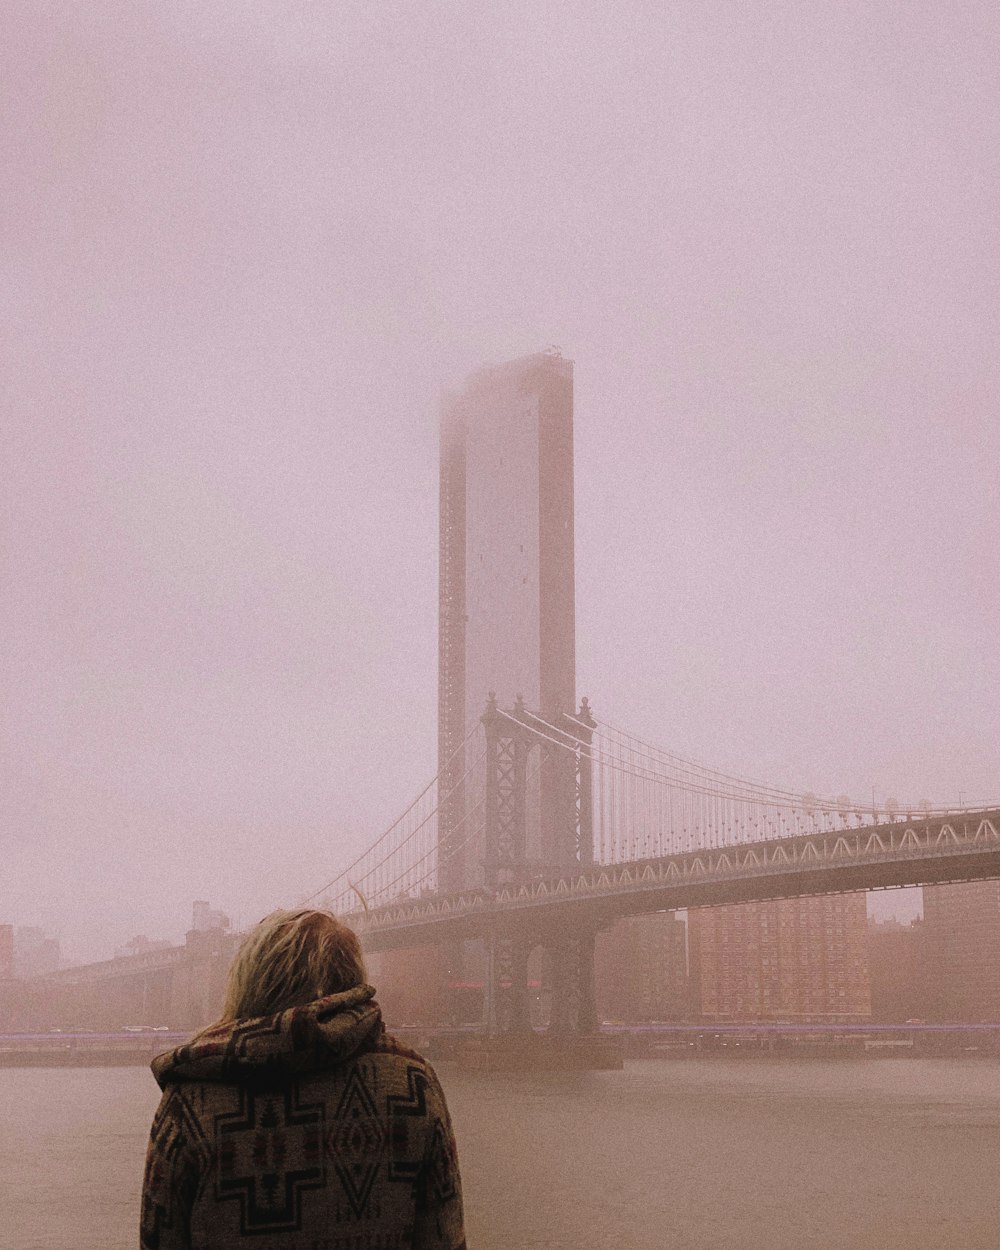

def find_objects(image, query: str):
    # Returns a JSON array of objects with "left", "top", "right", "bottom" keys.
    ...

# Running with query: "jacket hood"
[{"left": 151, "top": 984, "right": 382, "bottom": 1088}]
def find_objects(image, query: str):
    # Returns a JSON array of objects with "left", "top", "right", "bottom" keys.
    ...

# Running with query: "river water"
[{"left": 3, "top": 1058, "right": 1000, "bottom": 1249}]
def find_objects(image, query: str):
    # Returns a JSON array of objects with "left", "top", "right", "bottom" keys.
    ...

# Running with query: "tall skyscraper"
[{"left": 438, "top": 350, "right": 576, "bottom": 890}]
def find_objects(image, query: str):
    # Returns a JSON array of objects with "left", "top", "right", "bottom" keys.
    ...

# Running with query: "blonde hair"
[{"left": 219, "top": 908, "right": 367, "bottom": 1022}]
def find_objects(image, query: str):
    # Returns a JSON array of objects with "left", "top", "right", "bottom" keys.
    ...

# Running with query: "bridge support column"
[
  {"left": 482, "top": 694, "right": 535, "bottom": 891},
  {"left": 483, "top": 934, "right": 531, "bottom": 1036},
  {"left": 508, "top": 938, "right": 531, "bottom": 1033},
  {"left": 549, "top": 932, "right": 597, "bottom": 1035},
  {"left": 572, "top": 697, "right": 597, "bottom": 866}
]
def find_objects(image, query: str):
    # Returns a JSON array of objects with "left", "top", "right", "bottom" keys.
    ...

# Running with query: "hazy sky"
[{"left": 3, "top": 2, "right": 997, "bottom": 961}]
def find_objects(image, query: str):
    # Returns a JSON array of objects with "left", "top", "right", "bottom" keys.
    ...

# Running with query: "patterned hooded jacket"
[{"left": 141, "top": 984, "right": 466, "bottom": 1250}]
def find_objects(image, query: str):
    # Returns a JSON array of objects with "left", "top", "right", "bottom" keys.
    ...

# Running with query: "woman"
[{"left": 141, "top": 908, "right": 466, "bottom": 1249}]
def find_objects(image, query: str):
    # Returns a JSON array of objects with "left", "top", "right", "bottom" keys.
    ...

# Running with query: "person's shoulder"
[
  {"left": 366, "top": 1028, "right": 434, "bottom": 1067},
  {"left": 360, "top": 1030, "right": 449, "bottom": 1092},
  {"left": 147, "top": 1081, "right": 214, "bottom": 1166}
]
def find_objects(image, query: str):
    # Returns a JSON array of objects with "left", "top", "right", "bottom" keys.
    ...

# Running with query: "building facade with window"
[
  {"left": 595, "top": 912, "right": 690, "bottom": 1021},
  {"left": 688, "top": 894, "right": 871, "bottom": 1022},
  {"left": 920, "top": 880, "right": 1000, "bottom": 1021}
]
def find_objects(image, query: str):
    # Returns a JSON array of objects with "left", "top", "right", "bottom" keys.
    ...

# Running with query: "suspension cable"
[
  {"left": 567, "top": 715, "right": 865, "bottom": 810},
  {"left": 299, "top": 722, "right": 483, "bottom": 905},
  {"left": 509, "top": 709, "right": 832, "bottom": 808},
  {"left": 330, "top": 744, "right": 487, "bottom": 893},
  {"left": 563, "top": 710, "right": 976, "bottom": 815},
  {"left": 356, "top": 754, "right": 546, "bottom": 909}
]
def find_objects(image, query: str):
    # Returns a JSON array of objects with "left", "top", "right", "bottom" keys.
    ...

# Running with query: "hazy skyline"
[{"left": 3, "top": 3, "right": 997, "bottom": 961}]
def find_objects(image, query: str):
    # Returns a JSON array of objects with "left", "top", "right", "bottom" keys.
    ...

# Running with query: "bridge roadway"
[
  {"left": 354, "top": 807, "right": 1000, "bottom": 951},
  {"left": 25, "top": 808, "right": 1000, "bottom": 988},
  {"left": 40, "top": 944, "right": 189, "bottom": 985}
]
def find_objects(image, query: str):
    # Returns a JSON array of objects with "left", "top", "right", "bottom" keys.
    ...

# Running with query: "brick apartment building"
[
  {"left": 920, "top": 880, "right": 1000, "bottom": 1021},
  {"left": 867, "top": 916, "right": 923, "bottom": 1022},
  {"left": 595, "top": 911, "right": 689, "bottom": 1021},
  {"left": 689, "top": 893, "right": 871, "bottom": 1022}
]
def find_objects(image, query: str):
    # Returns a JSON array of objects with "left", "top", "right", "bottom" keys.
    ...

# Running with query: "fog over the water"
[{"left": 3, "top": 3, "right": 997, "bottom": 962}]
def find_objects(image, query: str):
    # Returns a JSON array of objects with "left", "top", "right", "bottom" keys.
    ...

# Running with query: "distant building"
[
  {"left": 115, "top": 934, "right": 174, "bottom": 960},
  {"left": 191, "top": 900, "right": 230, "bottom": 933},
  {"left": 14, "top": 926, "right": 61, "bottom": 979},
  {"left": 867, "top": 917, "right": 924, "bottom": 1022},
  {"left": 0, "top": 924, "right": 14, "bottom": 980},
  {"left": 595, "top": 912, "right": 689, "bottom": 1021},
  {"left": 688, "top": 894, "right": 871, "bottom": 1022},
  {"left": 438, "top": 349, "right": 576, "bottom": 889},
  {"left": 921, "top": 881, "right": 1000, "bottom": 1021},
  {"left": 369, "top": 946, "right": 451, "bottom": 1027}
]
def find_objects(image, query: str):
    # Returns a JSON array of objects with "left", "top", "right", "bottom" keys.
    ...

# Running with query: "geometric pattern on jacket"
[{"left": 140, "top": 984, "right": 466, "bottom": 1250}]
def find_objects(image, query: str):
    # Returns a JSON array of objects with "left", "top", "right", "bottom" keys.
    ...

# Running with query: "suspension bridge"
[
  {"left": 301, "top": 695, "right": 1000, "bottom": 1036},
  {"left": 37, "top": 695, "right": 996, "bottom": 1040}
]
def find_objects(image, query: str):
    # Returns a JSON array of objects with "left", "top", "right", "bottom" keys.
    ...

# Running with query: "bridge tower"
[
  {"left": 480, "top": 692, "right": 599, "bottom": 1036},
  {"left": 438, "top": 350, "right": 598, "bottom": 1034}
]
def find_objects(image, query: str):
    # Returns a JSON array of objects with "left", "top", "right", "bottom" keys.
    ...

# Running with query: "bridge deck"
[{"left": 355, "top": 809, "right": 1000, "bottom": 950}]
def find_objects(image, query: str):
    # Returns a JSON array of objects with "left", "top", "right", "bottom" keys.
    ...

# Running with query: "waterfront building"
[
  {"left": 114, "top": 934, "right": 174, "bottom": 960},
  {"left": 867, "top": 917, "right": 923, "bottom": 1022},
  {"left": 595, "top": 912, "right": 689, "bottom": 1021},
  {"left": 13, "top": 925, "right": 61, "bottom": 979},
  {"left": 0, "top": 923, "right": 14, "bottom": 980},
  {"left": 920, "top": 881, "right": 1000, "bottom": 1021},
  {"left": 688, "top": 894, "right": 871, "bottom": 1022},
  {"left": 367, "top": 945, "right": 451, "bottom": 1027},
  {"left": 190, "top": 900, "right": 230, "bottom": 933},
  {"left": 438, "top": 349, "right": 576, "bottom": 890}
]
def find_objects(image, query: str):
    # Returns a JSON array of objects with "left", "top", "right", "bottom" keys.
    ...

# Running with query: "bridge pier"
[
  {"left": 482, "top": 934, "right": 532, "bottom": 1036},
  {"left": 549, "top": 933, "right": 598, "bottom": 1035},
  {"left": 469, "top": 924, "right": 620, "bottom": 1070},
  {"left": 479, "top": 925, "right": 603, "bottom": 1044},
  {"left": 479, "top": 695, "right": 603, "bottom": 1046}
]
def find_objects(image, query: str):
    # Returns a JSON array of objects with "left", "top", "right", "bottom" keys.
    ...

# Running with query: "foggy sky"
[{"left": 3, "top": 2, "right": 997, "bottom": 961}]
